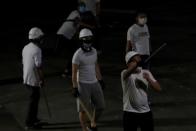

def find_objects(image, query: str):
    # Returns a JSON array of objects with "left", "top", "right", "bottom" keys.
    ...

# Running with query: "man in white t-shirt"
[
  {"left": 78, "top": 0, "right": 102, "bottom": 54},
  {"left": 72, "top": 28, "right": 105, "bottom": 131},
  {"left": 22, "top": 27, "right": 45, "bottom": 129},
  {"left": 121, "top": 51, "right": 161, "bottom": 131},
  {"left": 57, "top": 2, "right": 97, "bottom": 77},
  {"left": 126, "top": 12, "right": 151, "bottom": 69},
  {"left": 57, "top": 3, "right": 84, "bottom": 77}
]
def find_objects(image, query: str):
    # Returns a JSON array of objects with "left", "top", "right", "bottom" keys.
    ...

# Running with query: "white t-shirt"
[
  {"left": 127, "top": 24, "right": 150, "bottom": 55},
  {"left": 72, "top": 48, "right": 98, "bottom": 83},
  {"left": 121, "top": 68, "right": 156, "bottom": 113},
  {"left": 79, "top": 0, "right": 100, "bottom": 16},
  {"left": 22, "top": 43, "right": 42, "bottom": 87},
  {"left": 57, "top": 10, "right": 80, "bottom": 40}
]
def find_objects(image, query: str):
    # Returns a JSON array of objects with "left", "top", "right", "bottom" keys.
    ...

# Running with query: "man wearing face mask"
[
  {"left": 72, "top": 28, "right": 105, "bottom": 131},
  {"left": 57, "top": 2, "right": 98, "bottom": 78},
  {"left": 126, "top": 12, "right": 151, "bottom": 70},
  {"left": 78, "top": 0, "right": 102, "bottom": 56}
]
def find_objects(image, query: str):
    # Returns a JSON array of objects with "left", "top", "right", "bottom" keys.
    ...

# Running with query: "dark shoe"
[
  {"left": 25, "top": 119, "right": 46, "bottom": 130},
  {"left": 25, "top": 124, "right": 42, "bottom": 130},
  {"left": 87, "top": 126, "right": 98, "bottom": 131}
]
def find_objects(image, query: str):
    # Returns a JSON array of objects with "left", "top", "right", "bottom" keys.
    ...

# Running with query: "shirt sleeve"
[
  {"left": 34, "top": 48, "right": 42, "bottom": 68},
  {"left": 72, "top": 50, "right": 80, "bottom": 65},
  {"left": 146, "top": 25, "right": 150, "bottom": 38},
  {"left": 143, "top": 70, "right": 157, "bottom": 82},
  {"left": 127, "top": 27, "right": 134, "bottom": 42}
]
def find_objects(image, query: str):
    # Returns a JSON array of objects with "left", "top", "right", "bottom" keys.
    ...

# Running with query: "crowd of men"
[{"left": 22, "top": 1, "right": 162, "bottom": 131}]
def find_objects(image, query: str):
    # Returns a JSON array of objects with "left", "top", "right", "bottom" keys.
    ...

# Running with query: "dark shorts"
[{"left": 123, "top": 111, "right": 154, "bottom": 131}]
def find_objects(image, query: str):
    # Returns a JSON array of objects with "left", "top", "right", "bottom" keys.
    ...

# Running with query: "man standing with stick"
[
  {"left": 121, "top": 51, "right": 161, "bottom": 131},
  {"left": 72, "top": 28, "right": 105, "bottom": 131},
  {"left": 22, "top": 27, "right": 45, "bottom": 130}
]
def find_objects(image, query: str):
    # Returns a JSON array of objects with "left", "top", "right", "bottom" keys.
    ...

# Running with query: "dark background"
[
  {"left": 1, "top": 2, "right": 196, "bottom": 130},
  {"left": 0, "top": 1, "right": 196, "bottom": 64}
]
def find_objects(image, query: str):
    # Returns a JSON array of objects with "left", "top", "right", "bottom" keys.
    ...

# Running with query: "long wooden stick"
[
  {"left": 77, "top": 98, "right": 95, "bottom": 122},
  {"left": 41, "top": 86, "right": 52, "bottom": 118}
]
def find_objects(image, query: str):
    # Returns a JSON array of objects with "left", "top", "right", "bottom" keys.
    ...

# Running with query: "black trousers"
[
  {"left": 25, "top": 85, "right": 40, "bottom": 126},
  {"left": 56, "top": 34, "right": 78, "bottom": 72},
  {"left": 123, "top": 111, "right": 154, "bottom": 131}
]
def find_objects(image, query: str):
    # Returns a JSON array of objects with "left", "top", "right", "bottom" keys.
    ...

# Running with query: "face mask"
[
  {"left": 138, "top": 17, "right": 147, "bottom": 25},
  {"left": 79, "top": 5, "right": 86, "bottom": 13},
  {"left": 82, "top": 43, "right": 92, "bottom": 52}
]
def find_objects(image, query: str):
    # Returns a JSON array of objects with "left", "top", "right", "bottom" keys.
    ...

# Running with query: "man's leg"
[
  {"left": 90, "top": 82, "right": 105, "bottom": 130},
  {"left": 123, "top": 111, "right": 137, "bottom": 131},
  {"left": 62, "top": 39, "right": 78, "bottom": 77},
  {"left": 25, "top": 85, "right": 40, "bottom": 127},
  {"left": 78, "top": 83, "right": 92, "bottom": 131},
  {"left": 79, "top": 111, "right": 89, "bottom": 131},
  {"left": 140, "top": 111, "right": 154, "bottom": 131}
]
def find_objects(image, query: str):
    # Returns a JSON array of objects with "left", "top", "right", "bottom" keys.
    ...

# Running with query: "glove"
[
  {"left": 39, "top": 79, "right": 45, "bottom": 88},
  {"left": 99, "top": 80, "right": 106, "bottom": 90},
  {"left": 72, "top": 87, "right": 79, "bottom": 98}
]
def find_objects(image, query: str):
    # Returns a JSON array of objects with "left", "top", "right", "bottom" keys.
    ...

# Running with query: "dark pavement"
[{"left": 1, "top": 56, "right": 196, "bottom": 131}]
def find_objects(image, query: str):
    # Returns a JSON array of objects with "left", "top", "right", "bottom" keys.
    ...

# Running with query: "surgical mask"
[
  {"left": 138, "top": 17, "right": 147, "bottom": 25},
  {"left": 79, "top": 5, "right": 86, "bottom": 13}
]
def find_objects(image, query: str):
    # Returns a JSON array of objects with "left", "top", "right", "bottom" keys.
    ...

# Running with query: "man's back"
[
  {"left": 57, "top": 10, "right": 80, "bottom": 39},
  {"left": 22, "top": 43, "right": 41, "bottom": 86}
]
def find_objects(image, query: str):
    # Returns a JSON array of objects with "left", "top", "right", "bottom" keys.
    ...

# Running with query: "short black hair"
[{"left": 136, "top": 12, "right": 147, "bottom": 18}]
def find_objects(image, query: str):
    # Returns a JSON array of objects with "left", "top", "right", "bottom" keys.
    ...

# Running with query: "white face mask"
[
  {"left": 138, "top": 17, "right": 147, "bottom": 25},
  {"left": 79, "top": 5, "right": 86, "bottom": 13}
]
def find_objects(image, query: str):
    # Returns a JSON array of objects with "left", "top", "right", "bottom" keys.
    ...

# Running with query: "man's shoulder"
[
  {"left": 26, "top": 43, "right": 41, "bottom": 52},
  {"left": 75, "top": 48, "right": 82, "bottom": 53},
  {"left": 74, "top": 48, "right": 83, "bottom": 56},
  {"left": 69, "top": 10, "right": 80, "bottom": 17},
  {"left": 23, "top": 43, "right": 32, "bottom": 50},
  {"left": 121, "top": 69, "right": 127, "bottom": 78},
  {"left": 92, "top": 47, "right": 97, "bottom": 53},
  {"left": 128, "top": 24, "right": 137, "bottom": 31}
]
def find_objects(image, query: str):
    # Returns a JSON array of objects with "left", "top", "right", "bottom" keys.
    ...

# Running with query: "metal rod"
[{"left": 144, "top": 43, "right": 167, "bottom": 63}]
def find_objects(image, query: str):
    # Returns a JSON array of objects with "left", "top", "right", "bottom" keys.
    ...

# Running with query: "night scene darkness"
[{"left": 0, "top": 1, "right": 196, "bottom": 131}]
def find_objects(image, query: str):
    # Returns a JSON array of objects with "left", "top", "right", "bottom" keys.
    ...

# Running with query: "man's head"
[
  {"left": 78, "top": 1, "right": 86, "bottom": 13},
  {"left": 136, "top": 12, "right": 147, "bottom": 26},
  {"left": 79, "top": 28, "right": 94, "bottom": 52},
  {"left": 28, "top": 27, "right": 44, "bottom": 45},
  {"left": 125, "top": 51, "right": 141, "bottom": 66}
]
